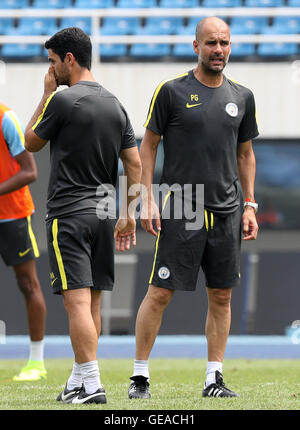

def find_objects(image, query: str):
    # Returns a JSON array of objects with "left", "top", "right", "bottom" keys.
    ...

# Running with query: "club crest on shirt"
[
  {"left": 158, "top": 267, "right": 170, "bottom": 279},
  {"left": 225, "top": 102, "right": 238, "bottom": 117}
]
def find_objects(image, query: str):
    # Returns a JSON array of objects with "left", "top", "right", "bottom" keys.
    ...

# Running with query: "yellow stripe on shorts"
[
  {"left": 52, "top": 218, "right": 68, "bottom": 290},
  {"left": 27, "top": 215, "right": 40, "bottom": 258}
]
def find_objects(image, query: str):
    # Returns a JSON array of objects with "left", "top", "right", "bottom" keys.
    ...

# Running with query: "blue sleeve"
[{"left": 2, "top": 110, "right": 25, "bottom": 157}]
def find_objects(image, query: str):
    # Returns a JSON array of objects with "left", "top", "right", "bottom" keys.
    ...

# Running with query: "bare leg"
[
  {"left": 13, "top": 259, "right": 46, "bottom": 341},
  {"left": 91, "top": 290, "right": 102, "bottom": 338},
  {"left": 205, "top": 287, "right": 232, "bottom": 362},
  {"left": 62, "top": 288, "right": 98, "bottom": 364},
  {"left": 135, "top": 285, "right": 174, "bottom": 360}
]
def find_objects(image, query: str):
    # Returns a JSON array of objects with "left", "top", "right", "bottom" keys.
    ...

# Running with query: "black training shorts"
[
  {"left": 46, "top": 214, "right": 114, "bottom": 295},
  {"left": 0, "top": 215, "right": 40, "bottom": 266},
  {"left": 150, "top": 196, "right": 242, "bottom": 291}
]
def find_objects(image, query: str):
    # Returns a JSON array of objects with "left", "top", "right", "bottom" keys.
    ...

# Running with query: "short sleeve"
[
  {"left": 143, "top": 81, "right": 171, "bottom": 136},
  {"left": 32, "top": 91, "right": 64, "bottom": 141},
  {"left": 2, "top": 110, "right": 25, "bottom": 157},
  {"left": 121, "top": 113, "right": 137, "bottom": 150},
  {"left": 238, "top": 91, "right": 259, "bottom": 144}
]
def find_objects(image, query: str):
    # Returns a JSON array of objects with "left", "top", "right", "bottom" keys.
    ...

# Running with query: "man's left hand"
[
  {"left": 114, "top": 217, "right": 136, "bottom": 252},
  {"left": 242, "top": 207, "right": 259, "bottom": 240}
]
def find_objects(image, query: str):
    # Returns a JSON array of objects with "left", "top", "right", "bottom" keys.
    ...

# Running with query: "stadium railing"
[{"left": 0, "top": 7, "right": 300, "bottom": 60}]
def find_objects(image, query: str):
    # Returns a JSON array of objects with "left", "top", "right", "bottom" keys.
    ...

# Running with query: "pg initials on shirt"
[{"left": 190, "top": 94, "right": 199, "bottom": 101}]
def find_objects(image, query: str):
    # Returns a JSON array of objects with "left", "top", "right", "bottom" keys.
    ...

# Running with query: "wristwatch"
[{"left": 243, "top": 199, "right": 258, "bottom": 213}]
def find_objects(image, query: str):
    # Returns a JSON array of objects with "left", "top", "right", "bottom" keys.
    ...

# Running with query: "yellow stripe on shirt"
[
  {"left": 32, "top": 91, "right": 56, "bottom": 131},
  {"left": 144, "top": 72, "right": 188, "bottom": 128}
]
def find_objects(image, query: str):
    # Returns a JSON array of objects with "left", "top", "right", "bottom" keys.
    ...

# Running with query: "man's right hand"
[
  {"left": 141, "top": 200, "right": 161, "bottom": 237},
  {"left": 44, "top": 66, "right": 57, "bottom": 95}
]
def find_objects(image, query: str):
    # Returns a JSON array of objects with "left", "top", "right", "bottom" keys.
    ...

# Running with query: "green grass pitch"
[{"left": 0, "top": 358, "right": 300, "bottom": 410}]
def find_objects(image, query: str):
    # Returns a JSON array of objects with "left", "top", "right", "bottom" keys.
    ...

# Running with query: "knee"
[
  {"left": 208, "top": 288, "right": 232, "bottom": 308},
  {"left": 15, "top": 271, "right": 39, "bottom": 297},
  {"left": 147, "top": 286, "right": 174, "bottom": 310}
]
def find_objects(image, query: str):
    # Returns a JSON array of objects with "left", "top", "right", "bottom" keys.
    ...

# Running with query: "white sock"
[
  {"left": 79, "top": 360, "right": 101, "bottom": 394},
  {"left": 205, "top": 361, "right": 223, "bottom": 387},
  {"left": 29, "top": 340, "right": 44, "bottom": 362},
  {"left": 67, "top": 362, "right": 83, "bottom": 390},
  {"left": 132, "top": 360, "right": 150, "bottom": 380}
]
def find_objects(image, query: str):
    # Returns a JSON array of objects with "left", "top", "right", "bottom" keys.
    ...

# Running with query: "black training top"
[
  {"left": 144, "top": 70, "right": 259, "bottom": 214},
  {"left": 33, "top": 81, "right": 136, "bottom": 220}
]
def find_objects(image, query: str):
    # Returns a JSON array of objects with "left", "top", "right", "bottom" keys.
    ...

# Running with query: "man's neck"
[
  {"left": 193, "top": 65, "right": 224, "bottom": 88},
  {"left": 69, "top": 69, "right": 96, "bottom": 86}
]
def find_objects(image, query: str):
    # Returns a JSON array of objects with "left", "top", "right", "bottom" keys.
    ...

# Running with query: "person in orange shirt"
[{"left": 0, "top": 103, "right": 47, "bottom": 381}]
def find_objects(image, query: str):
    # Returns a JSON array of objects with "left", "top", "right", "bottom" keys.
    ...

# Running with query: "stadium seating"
[
  {"left": 100, "top": 17, "right": 141, "bottom": 35},
  {"left": 262, "top": 17, "right": 300, "bottom": 35},
  {"left": 202, "top": 0, "right": 242, "bottom": 6},
  {"left": 230, "top": 43, "right": 256, "bottom": 56},
  {"left": 244, "top": 0, "right": 284, "bottom": 6},
  {"left": 230, "top": 16, "right": 269, "bottom": 35},
  {"left": 1, "top": 43, "right": 41, "bottom": 57},
  {"left": 74, "top": 0, "right": 114, "bottom": 7},
  {"left": 99, "top": 44, "right": 128, "bottom": 56},
  {"left": 257, "top": 42, "right": 298, "bottom": 56},
  {"left": 0, "top": 0, "right": 29, "bottom": 8},
  {"left": 173, "top": 43, "right": 196, "bottom": 56},
  {"left": 135, "top": 17, "right": 183, "bottom": 35},
  {"left": 130, "top": 43, "right": 171, "bottom": 56},
  {"left": 58, "top": 17, "right": 92, "bottom": 34},
  {"left": 116, "top": 0, "right": 157, "bottom": 7},
  {"left": 0, "top": 18, "right": 14, "bottom": 34},
  {"left": 4, "top": 17, "right": 58, "bottom": 35},
  {"left": 286, "top": 0, "right": 300, "bottom": 5},
  {"left": 31, "top": 0, "right": 72, "bottom": 8},
  {"left": 159, "top": 0, "right": 199, "bottom": 7}
]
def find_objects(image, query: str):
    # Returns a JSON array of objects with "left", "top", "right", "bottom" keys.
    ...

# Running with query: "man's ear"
[
  {"left": 193, "top": 40, "right": 200, "bottom": 55},
  {"left": 65, "top": 52, "right": 75, "bottom": 65}
]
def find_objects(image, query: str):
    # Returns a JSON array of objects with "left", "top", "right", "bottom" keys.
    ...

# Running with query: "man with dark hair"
[
  {"left": 25, "top": 27, "right": 141, "bottom": 405},
  {"left": 0, "top": 103, "right": 47, "bottom": 382},
  {"left": 128, "top": 17, "right": 259, "bottom": 399}
]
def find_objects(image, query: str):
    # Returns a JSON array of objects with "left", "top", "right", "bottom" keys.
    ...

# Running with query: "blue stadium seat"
[
  {"left": 32, "top": 0, "right": 72, "bottom": 8},
  {"left": 1, "top": 44, "right": 41, "bottom": 57},
  {"left": 5, "top": 17, "right": 58, "bottom": 35},
  {"left": 230, "top": 43, "right": 256, "bottom": 56},
  {"left": 0, "top": 18, "right": 14, "bottom": 34},
  {"left": 267, "top": 16, "right": 300, "bottom": 33},
  {"left": 99, "top": 44, "right": 127, "bottom": 56},
  {"left": 100, "top": 17, "right": 140, "bottom": 35},
  {"left": 173, "top": 43, "right": 195, "bottom": 57},
  {"left": 245, "top": 0, "right": 284, "bottom": 6},
  {"left": 257, "top": 42, "right": 298, "bottom": 56},
  {"left": 74, "top": 0, "right": 114, "bottom": 7},
  {"left": 202, "top": 0, "right": 242, "bottom": 6},
  {"left": 136, "top": 17, "right": 183, "bottom": 35},
  {"left": 230, "top": 17, "right": 268, "bottom": 34},
  {"left": 286, "top": 0, "right": 300, "bottom": 5},
  {"left": 175, "top": 16, "right": 227, "bottom": 35},
  {"left": 130, "top": 43, "right": 171, "bottom": 57},
  {"left": 0, "top": 0, "right": 29, "bottom": 8},
  {"left": 59, "top": 17, "right": 92, "bottom": 34},
  {"left": 116, "top": 0, "right": 157, "bottom": 7},
  {"left": 159, "top": 0, "right": 199, "bottom": 7}
]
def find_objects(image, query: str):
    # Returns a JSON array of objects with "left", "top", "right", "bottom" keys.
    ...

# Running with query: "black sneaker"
[
  {"left": 202, "top": 370, "right": 239, "bottom": 398},
  {"left": 56, "top": 383, "right": 83, "bottom": 403},
  {"left": 71, "top": 387, "right": 107, "bottom": 404},
  {"left": 128, "top": 375, "right": 151, "bottom": 399}
]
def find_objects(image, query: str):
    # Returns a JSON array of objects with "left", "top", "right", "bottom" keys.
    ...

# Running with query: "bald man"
[{"left": 128, "top": 17, "right": 259, "bottom": 399}]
